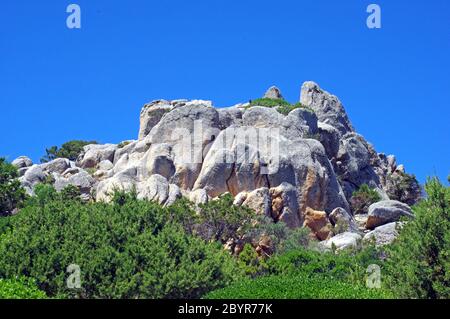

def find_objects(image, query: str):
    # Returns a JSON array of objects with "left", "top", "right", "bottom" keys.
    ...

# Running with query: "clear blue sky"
[{"left": 1, "top": 0, "right": 449, "bottom": 184}]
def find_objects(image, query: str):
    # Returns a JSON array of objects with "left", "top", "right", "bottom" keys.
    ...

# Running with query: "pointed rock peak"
[{"left": 263, "top": 86, "right": 283, "bottom": 100}]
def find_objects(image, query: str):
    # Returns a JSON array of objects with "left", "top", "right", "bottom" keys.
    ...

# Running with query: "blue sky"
[{"left": 1, "top": 0, "right": 449, "bottom": 184}]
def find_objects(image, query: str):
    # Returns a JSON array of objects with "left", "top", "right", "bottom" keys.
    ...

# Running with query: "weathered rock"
[
  {"left": 354, "top": 214, "right": 369, "bottom": 230},
  {"left": 300, "top": 81, "right": 354, "bottom": 135},
  {"left": 12, "top": 156, "right": 33, "bottom": 169},
  {"left": 21, "top": 165, "right": 46, "bottom": 186},
  {"left": 137, "top": 174, "right": 170, "bottom": 205},
  {"left": 269, "top": 183, "right": 301, "bottom": 228},
  {"left": 366, "top": 200, "right": 413, "bottom": 229},
  {"left": 148, "top": 103, "right": 220, "bottom": 190},
  {"left": 303, "top": 207, "right": 333, "bottom": 241},
  {"left": 189, "top": 188, "right": 209, "bottom": 205},
  {"left": 384, "top": 171, "right": 422, "bottom": 206},
  {"left": 98, "top": 160, "right": 114, "bottom": 171},
  {"left": 165, "top": 184, "right": 182, "bottom": 206},
  {"left": 317, "top": 122, "right": 340, "bottom": 160},
  {"left": 363, "top": 222, "right": 404, "bottom": 246},
  {"left": 319, "top": 232, "right": 362, "bottom": 252},
  {"left": 142, "top": 143, "right": 176, "bottom": 181},
  {"left": 193, "top": 126, "right": 350, "bottom": 217},
  {"left": 78, "top": 144, "right": 117, "bottom": 169},
  {"left": 242, "top": 106, "right": 318, "bottom": 140},
  {"left": 96, "top": 168, "right": 137, "bottom": 202},
  {"left": 138, "top": 100, "right": 173, "bottom": 140},
  {"left": 242, "top": 188, "right": 271, "bottom": 217},
  {"left": 54, "top": 170, "right": 95, "bottom": 196},
  {"left": 335, "top": 133, "right": 381, "bottom": 199},
  {"left": 218, "top": 107, "right": 243, "bottom": 130},
  {"left": 263, "top": 86, "right": 283, "bottom": 100},
  {"left": 42, "top": 158, "right": 72, "bottom": 175},
  {"left": 329, "top": 207, "right": 359, "bottom": 234}
]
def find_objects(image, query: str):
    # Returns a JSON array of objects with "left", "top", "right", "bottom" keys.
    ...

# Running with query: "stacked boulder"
[{"left": 14, "top": 82, "right": 421, "bottom": 247}]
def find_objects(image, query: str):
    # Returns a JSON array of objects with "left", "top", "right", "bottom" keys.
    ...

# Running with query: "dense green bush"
[
  {"left": 248, "top": 98, "right": 312, "bottom": 115},
  {"left": 385, "top": 177, "right": 449, "bottom": 299},
  {"left": 196, "top": 194, "right": 256, "bottom": 245},
  {"left": 205, "top": 274, "right": 392, "bottom": 299},
  {"left": 350, "top": 184, "right": 381, "bottom": 214},
  {"left": 0, "top": 158, "right": 27, "bottom": 216},
  {"left": 41, "top": 140, "right": 97, "bottom": 163},
  {"left": 0, "top": 190, "right": 243, "bottom": 298},
  {"left": 0, "top": 277, "right": 47, "bottom": 299}
]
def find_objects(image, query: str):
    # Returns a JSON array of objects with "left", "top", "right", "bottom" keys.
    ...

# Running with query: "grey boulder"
[{"left": 366, "top": 200, "right": 413, "bottom": 229}]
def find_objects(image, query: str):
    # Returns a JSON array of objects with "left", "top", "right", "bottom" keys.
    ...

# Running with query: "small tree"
[
  {"left": 385, "top": 177, "right": 449, "bottom": 299},
  {"left": 41, "top": 140, "right": 97, "bottom": 163},
  {"left": 350, "top": 184, "right": 381, "bottom": 214},
  {"left": 197, "top": 194, "right": 256, "bottom": 245},
  {"left": 0, "top": 158, "right": 27, "bottom": 215}
]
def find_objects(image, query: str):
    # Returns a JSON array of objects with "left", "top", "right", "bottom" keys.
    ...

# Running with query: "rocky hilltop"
[{"left": 13, "top": 82, "right": 422, "bottom": 249}]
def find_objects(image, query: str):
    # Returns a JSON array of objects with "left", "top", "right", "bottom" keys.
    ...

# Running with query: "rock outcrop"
[
  {"left": 366, "top": 200, "right": 414, "bottom": 229},
  {"left": 14, "top": 81, "right": 420, "bottom": 244}
]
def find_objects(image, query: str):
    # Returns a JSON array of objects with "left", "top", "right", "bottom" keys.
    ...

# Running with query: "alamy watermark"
[
  {"left": 367, "top": 4, "right": 381, "bottom": 29},
  {"left": 66, "top": 264, "right": 82, "bottom": 289},
  {"left": 366, "top": 264, "right": 381, "bottom": 289},
  {"left": 66, "top": 4, "right": 81, "bottom": 29}
]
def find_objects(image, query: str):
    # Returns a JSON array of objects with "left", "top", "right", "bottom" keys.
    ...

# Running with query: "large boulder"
[
  {"left": 147, "top": 102, "right": 220, "bottom": 190},
  {"left": 217, "top": 107, "right": 243, "bottom": 130},
  {"left": 329, "top": 207, "right": 359, "bottom": 234},
  {"left": 335, "top": 133, "right": 382, "bottom": 199},
  {"left": 300, "top": 81, "right": 354, "bottom": 136},
  {"left": 78, "top": 144, "right": 117, "bottom": 169},
  {"left": 366, "top": 200, "right": 414, "bottom": 229},
  {"left": 242, "top": 188, "right": 272, "bottom": 217},
  {"left": 319, "top": 232, "right": 362, "bottom": 252},
  {"left": 138, "top": 100, "right": 173, "bottom": 140},
  {"left": 54, "top": 170, "right": 95, "bottom": 198},
  {"left": 12, "top": 156, "right": 33, "bottom": 169},
  {"left": 21, "top": 165, "right": 46, "bottom": 186},
  {"left": 269, "top": 182, "right": 301, "bottom": 228},
  {"left": 242, "top": 106, "right": 318, "bottom": 141},
  {"left": 42, "top": 158, "right": 72, "bottom": 175},
  {"left": 303, "top": 207, "right": 332, "bottom": 241},
  {"left": 363, "top": 222, "right": 404, "bottom": 246},
  {"left": 137, "top": 174, "right": 170, "bottom": 205},
  {"left": 263, "top": 86, "right": 284, "bottom": 100},
  {"left": 193, "top": 126, "right": 349, "bottom": 218}
]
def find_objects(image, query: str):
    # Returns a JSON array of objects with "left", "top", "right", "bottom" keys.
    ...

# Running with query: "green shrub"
[
  {"left": 196, "top": 193, "right": 256, "bottom": 245},
  {"left": 0, "top": 191, "right": 243, "bottom": 298},
  {"left": 266, "top": 245, "right": 381, "bottom": 285},
  {"left": 0, "top": 158, "right": 27, "bottom": 216},
  {"left": 204, "top": 274, "right": 393, "bottom": 299},
  {"left": 385, "top": 177, "right": 449, "bottom": 299},
  {"left": 0, "top": 277, "right": 47, "bottom": 299},
  {"left": 248, "top": 99, "right": 312, "bottom": 116},
  {"left": 41, "top": 140, "right": 97, "bottom": 163},
  {"left": 350, "top": 184, "right": 381, "bottom": 214}
]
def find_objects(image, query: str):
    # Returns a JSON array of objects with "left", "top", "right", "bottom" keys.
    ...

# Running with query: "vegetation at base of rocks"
[
  {"left": 40, "top": 140, "right": 97, "bottom": 163},
  {"left": 0, "top": 174, "right": 448, "bottom": 299},
  {"left": 248, "top": 98, "right": 313, "bottom": 116},
  {"left": 0, "top": 158, "right": 27, "bottom": 216},
  {"left": 385, "top": 171, "right": 422, "bottom": 206},
  {"left": 350, "top": 184, "right": 381, "bottom": 214},
  {"left": 196, "top": 194, "right": 256, "bottom": 244},
  {"left": 204, "top": 274, "right": 393, "bottom": 299},
  {"left": 0, "top": 277, "right": 47, "bottom": 299},
  {"left": 0, "top": 189, "right": 244, "bottom": 298},
  {"left": 384, "top": 177, "right": 449, "bottom": 299}
]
